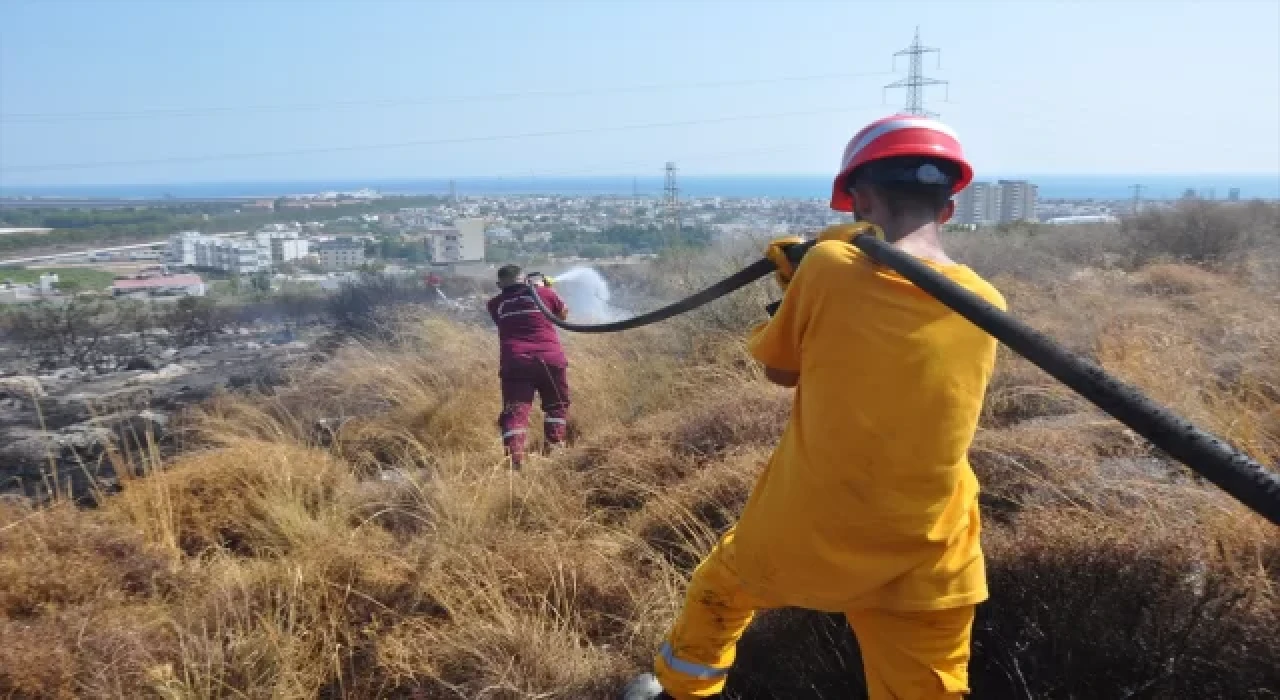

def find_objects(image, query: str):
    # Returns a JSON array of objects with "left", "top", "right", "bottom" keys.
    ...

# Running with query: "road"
[
  {"left": 0, "top": 241, "right": 169, "bottom": 267},
  {"left": 0, "top": 232, "right": 242, "bottom": 267}
]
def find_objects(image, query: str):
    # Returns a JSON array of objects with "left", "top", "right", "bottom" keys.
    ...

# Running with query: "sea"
[{"left": 3, "top": 174, "right": 1278, "bottom": 201}]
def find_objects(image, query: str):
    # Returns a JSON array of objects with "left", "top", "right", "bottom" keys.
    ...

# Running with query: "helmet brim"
[{"left": 829, "top": 148, "right": 974, "bottom": 212}]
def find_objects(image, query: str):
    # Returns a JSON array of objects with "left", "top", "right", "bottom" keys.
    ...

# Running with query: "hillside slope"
[{"left": 2, "top": 204, "right": 1278, "bottom": 699}]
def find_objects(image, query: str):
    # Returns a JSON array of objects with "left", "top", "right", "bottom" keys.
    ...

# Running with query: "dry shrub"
[
  {"left": 0, "top": 616, "right": 79, "bottom": 699},
  {"left": 0, "top": 503, "right": 179, "bottom": 698},
  {"left": 385, "top": 540, "right": 633, "bottom": 698},
  {"left": 953, "top": 202, "right": 1279, "bottom": 283},
  {"left": 109, "top": 440, "right": 351, "bottom": 557},
  {"left": 156, "top": 544, "right": 422, "bottom": 699},
  {"left": 975, "top": 507, "right": 1279, "bottom": 698},
  {"left": 1125, "top": 199, "right": 1275, "bottom": 267},
  {"left": 1094, "top": 313, "right": 1280, "bottom": 465},
  {"left": 1134, "top": 262, "right": 1225, "bottom": 296},
  {"left": 658, "top": 384, "right": 789, "bottom": 460},
  {"left": 0, "top": 501, "right": 175, "bottom": 618},
  {"left": 970, "top": 416, "right": 1154, "bottom": 521},
  {"left": 0, "top": 608, "right": 177, "bottom": 699},
  {"left": 981, "top": 354, "right": 1090, "bottom": 428},
  {"left": 632, "top": 449, "right": 763, "bottom": 569}
]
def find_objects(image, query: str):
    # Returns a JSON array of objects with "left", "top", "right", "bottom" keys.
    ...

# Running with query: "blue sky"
[{"left": 1, "top": 0, "right": 1277, "bottom": 185}]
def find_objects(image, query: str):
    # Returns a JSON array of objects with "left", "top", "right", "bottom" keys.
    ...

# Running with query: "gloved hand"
[
  {"left": 764, "top": 235, "right": 806, "bottom": 290},
  {"left": 815, "top": 221, "right": 885, "bottom": 244},
  {"left": 542, "top": 276, "right": 555, "bottom": 287}
]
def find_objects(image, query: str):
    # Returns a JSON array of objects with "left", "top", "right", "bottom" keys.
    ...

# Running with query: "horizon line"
[{"left": 4, "top": 171, "right": 1279, "bottom": 190}]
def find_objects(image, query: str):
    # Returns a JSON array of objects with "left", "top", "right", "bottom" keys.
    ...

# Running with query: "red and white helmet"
[{"left": 830, "top": 114, "right": 974, "bottom": 212}]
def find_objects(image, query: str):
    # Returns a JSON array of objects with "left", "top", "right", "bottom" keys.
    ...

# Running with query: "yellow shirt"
[{"left": 731, "top": 239, "right": 1006, "bottom": 612}]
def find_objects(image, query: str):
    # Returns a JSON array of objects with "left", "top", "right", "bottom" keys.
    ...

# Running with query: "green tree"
[{"left": 250, "top": 270, "right": 272, "bottom": 294}]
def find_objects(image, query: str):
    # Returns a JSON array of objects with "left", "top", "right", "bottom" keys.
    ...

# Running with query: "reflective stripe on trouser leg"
[
  {"left": 654, "top": 528, "right": 767, "bottom": 698},
  {"left": 543, "top": 415, "right": 568, "bottom": 444},
  {"left": 659, "top": 642, "right": 728, "bottom": 680},
  {"left": 499, "top": 393, "right": 534, "bottom": 465}
]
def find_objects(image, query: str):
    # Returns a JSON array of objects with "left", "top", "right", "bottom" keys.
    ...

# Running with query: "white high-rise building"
[
  {"left": 255, "top": 230, "right": 310, "bottom": 264},
  {"left": 210, "top": 240, "right": 269, "bottom": 275},
  {"left": 177, "top": 233, "right": 270, "bottom": 274},
  {"left": 996, "top": 180, "right": 1038, "bottom": 223},
  {"left": 272, "top": 237, "right": 310, "bottom": 263},
  {"left": 953, "top": 182, "right": 999, "bottom": 226},
  {"left": 171, "top": 229, "right": 310, "bottom": 273},
  {"left": 168, "top": 231, "right": 205, "bottom": 266},
  {"left": 952, "top": 180, "right": 1038, "bottom": 225}
]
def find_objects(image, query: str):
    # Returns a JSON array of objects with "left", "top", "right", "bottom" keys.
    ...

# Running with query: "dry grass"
[{"left": 2, "top": 205, "right": 1278, "bottom": 698}]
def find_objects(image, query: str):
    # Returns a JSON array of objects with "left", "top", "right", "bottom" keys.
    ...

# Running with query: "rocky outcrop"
[{"left": 0, "top": 376, "right": 44, "bottom": 399}]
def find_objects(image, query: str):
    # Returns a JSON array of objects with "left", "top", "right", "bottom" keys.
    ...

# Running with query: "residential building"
[
  {"left": 316, "top": 239, "right": 366, "bottom": 271},
  {"left": 171, "top": 230, "right": 311, "bottom": 273},
  {"left": 953, "top": 180, "right": 1038, "bottom": 225},
  {"left": 111, "top": 274, "right": 207, "bottom": 298},
  {"left": 426, "top": 218, "right": 486, "bottom": 263},
  {"left": 522, "top": 231, "right": 552, "bottom": 244},
  {"left": 272, "top": 237, "right": 310, "bottom": 263},
  {"left": 454, "top": 218, "right": 487, "bottom": 260},
  {"left": 1228, "top": 188, "right": 1241, "bottom": 202},
  {"left": 254, "top": 230, "right": 310, "bottom": 264},
  {"left": 194, "top": 238, "right": 270, "bottom": 275},
  {"left": 996, "top": 180, "right": 1038, "bottom": 223},
  {"left": 953, "top": 182, "right": 999, "bottom": 226},
  {"left": 168, "top": 231, "right": 205, "bottom": 266}
]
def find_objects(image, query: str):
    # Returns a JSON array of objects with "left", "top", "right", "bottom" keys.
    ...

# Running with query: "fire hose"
[{"left": 527, "top": 235, "right": 1280, "bottom": 526}]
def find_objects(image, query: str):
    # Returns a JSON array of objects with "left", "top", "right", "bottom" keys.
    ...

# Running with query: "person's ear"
[
  {"left": 939, "top": 199, "right": 956, "bottom": 224},
  {"left": 853, "top": 185, "right": 875, "bottom": 222}
]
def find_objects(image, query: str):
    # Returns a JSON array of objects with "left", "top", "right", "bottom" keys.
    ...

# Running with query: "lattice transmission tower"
[
  {"left": 1130, "top": 184, "right": 1145, "bottom": 214},
  {"left": 663, "top": 161, "right": 680, "bottom": 236},
  {"left": 884, "top": 27, "right": 949, "bottom": 117}
]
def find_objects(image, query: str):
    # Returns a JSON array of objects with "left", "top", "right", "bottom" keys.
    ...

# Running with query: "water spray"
[{"left": 543, "top": 266, "right": 626, "bottom": 323}]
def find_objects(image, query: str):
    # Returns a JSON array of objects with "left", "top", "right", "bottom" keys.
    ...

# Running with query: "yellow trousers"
[{"left": 654, "top": 532, "right": 976, "bottom": 700}]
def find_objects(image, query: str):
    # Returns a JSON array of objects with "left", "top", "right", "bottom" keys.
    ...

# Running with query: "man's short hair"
[
  {"left": 851, "top": 156, "right": 962, "bottom": 218},
  {"left": 497, "top": 264, "right": 522, "bottom": 284}
]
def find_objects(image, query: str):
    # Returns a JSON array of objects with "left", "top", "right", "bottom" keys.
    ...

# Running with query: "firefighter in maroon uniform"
[{"left": 486, "top": 265, "right": 571, "bottom": 468}]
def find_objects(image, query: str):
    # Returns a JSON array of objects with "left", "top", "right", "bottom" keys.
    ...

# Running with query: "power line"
[
  {"left": 2, "top": 104, "right": 884, "bottom": 174},
  {"left": 1, "top": 70, "right": 893, "bottom": 123},
  {"left": 884, "top": 27, "right": 948, "bottom": 118},
  {"left": 480, "top": 143, "right": 819, "bottom": 181}
]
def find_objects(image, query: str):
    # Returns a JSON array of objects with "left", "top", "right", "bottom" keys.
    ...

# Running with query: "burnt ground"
[{"left": 0, "top": 322, "right": 326, "bottom": 503}]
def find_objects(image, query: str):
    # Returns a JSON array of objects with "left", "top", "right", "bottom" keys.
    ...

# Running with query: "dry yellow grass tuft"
[{"left": 2, "top": 209, "right": 1278, "bottom": 698}]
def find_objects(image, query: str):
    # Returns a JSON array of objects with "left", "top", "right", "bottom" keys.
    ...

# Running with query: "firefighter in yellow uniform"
[{"left": 623, "top": 114, "right": 1006, "bottom": 700}]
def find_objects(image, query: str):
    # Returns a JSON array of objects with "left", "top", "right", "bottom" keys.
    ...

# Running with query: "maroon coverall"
[{"left": 487, "top": 284, "right": 571, "bottom": 468}]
